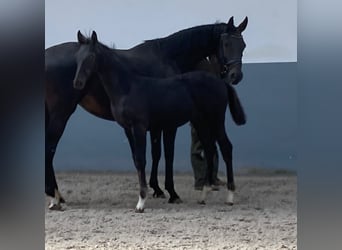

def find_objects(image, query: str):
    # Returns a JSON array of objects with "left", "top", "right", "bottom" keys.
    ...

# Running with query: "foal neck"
[{"left": 98, "top": 50, "right": 134, "bottom": 98}]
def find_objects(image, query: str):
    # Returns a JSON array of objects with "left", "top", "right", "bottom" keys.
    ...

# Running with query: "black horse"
[
  {"left": 45, "top": 17, "right": 248, "bottom": 209},
  {"left": 73, "top": 30, "right": 246, "bottom": 212}
]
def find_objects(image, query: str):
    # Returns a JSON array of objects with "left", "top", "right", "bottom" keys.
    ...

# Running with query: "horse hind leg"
[
  {"left": 148, "top": 129, "right": 166, "bottom": 198},
  {"left": 163, "top": 128, "right": 182, "bottom": 204}
]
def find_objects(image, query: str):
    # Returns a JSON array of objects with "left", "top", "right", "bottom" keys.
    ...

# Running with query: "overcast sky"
[{"left": 45, "top": 0, "right": 297, "bottom": 63}]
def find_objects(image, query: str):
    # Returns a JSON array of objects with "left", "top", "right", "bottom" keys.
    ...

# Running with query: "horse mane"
[
  {"left": 143, "top": 22, "right": 224, "bottom": 42},
  {"left": 140, "top": 22, "right": 228, "bottom": 58}
]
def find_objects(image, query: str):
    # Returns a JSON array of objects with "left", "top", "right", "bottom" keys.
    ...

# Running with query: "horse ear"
[
  {"left": 77, "top": 30, "right": 87, "bottom": 44},
  {"left": 237, "top": 17, "right": 248, "bottom": 33},
  {"left": 227, "top": 16, "right": 234, "bottom": 28},
  {"left": 91, "top": 31, "right": 98, "bottom": 44}
]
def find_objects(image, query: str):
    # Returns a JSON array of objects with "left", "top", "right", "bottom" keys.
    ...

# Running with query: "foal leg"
[
  {"left": 163, "top": 128, "right": 182, "bottom": 204},
  {"left": 124, "top": 128, "right": 135, "bottom": 158},
  {"left": 216, "top": 125, "right": 235, "bottom": 205},
  {"left": 129, "top": 126, "right": 148, "bottom": 213},
  {"left": 149, "top": 129, "right": 165, "bottom": 198},
  {"left": 192, "top": 123, "right": 216, "bottom": 204}
]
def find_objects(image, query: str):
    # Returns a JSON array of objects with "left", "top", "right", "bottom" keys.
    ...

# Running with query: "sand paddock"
[{"left": 45, "top": 171, "right": 296, "bottom": 249}]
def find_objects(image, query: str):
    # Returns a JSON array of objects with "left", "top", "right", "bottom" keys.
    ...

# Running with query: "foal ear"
[
  {"left": 91, "top": 31, "right": 98, "bottom": 44},
  {"left": 77, "top": 30, "right": 87, "bottom": 44},
  {"left": 237, "top": 17, "right": 248, "bottom": 33},
  {"left": 227, "top": 16, "right": 234, "bottom": 28}
]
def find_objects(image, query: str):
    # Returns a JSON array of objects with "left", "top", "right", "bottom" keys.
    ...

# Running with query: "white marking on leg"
[
  {"left": 198, "top": 185, "right": 211, "bottom": 204},
  {"left": 225, "top": 190, "right": 234, "bottom": 205},
  {"left": 49, "top": 197, "right": 57, "bottom": 206},
  {"left": 48, "top": 189, "right": 62, "bottom": 210},
  {"left": 48, "top": 197, "right": 62, "bottom": 210},
  {"left": 55, "top": 189, "right": 61, "bottom": 201},
  {"left": 135, "top": 195, "right": 146, "bottom": 212}
]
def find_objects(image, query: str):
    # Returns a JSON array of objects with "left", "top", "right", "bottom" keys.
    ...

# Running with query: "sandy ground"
[{"left": 45, "top": 171, "right": 297, "bottom": 250}]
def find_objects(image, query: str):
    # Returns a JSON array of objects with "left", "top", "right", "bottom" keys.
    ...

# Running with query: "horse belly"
[{"left": 79, "top": 95, "right": 114, "bottom": 121}]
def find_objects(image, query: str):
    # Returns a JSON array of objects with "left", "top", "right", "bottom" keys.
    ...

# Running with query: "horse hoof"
[
  {"left": 48, "top": 203, "right": 63, "bottom": 211},
  {"left": 153, "top": 192, "right": 166, "bottom": 198},
  {"left": 225, "top": 202, "right": 234, "bottom": 206},
  {"left": 168, "top": 197, "right": 182, "bottom": 204},
  {"left": 60, "top": 197, "right": 66, "bottom": 203},
  {"left": 197, "top": 200, "right": 206, "bottom": 205},
  {"left": 135, "top": 208, "right": 145, "bottom": 213}
]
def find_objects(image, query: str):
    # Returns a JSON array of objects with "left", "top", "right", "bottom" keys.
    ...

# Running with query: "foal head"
[
  {"left": 217, "top": 16, "right": 248, "bottom": 85},
  {"left": 73, "top": 31, "right": 102, "bottom": 90}
]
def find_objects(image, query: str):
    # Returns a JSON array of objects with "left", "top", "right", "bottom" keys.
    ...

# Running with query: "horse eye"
[{"left": 223, "top": 40, "right": 231, "bottom": 47}]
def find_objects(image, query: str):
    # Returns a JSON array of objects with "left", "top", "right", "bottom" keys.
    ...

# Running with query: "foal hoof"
[
  {"left": 225, "top": 190, "right": 234, "bottom": 206},
  {"left": 225, "top": 201, "right": 234, "bottom": 206},
  {"left": 153, "top": 191, "right": 166, "bottom": 199},
  {"left": 135, "top": 208, "right": 145, "bottom": 213},
  {"left": 197, "top": 200, "right": 206, "bottom": 205},
  {"left": 48, "top": 203, "right": 63, "bottom": 211},
  {"left": 168, "top": 197, "right": 182, "bottom": 204},
  {"left": 60, "top": 197, "right": 66, "bottom": 203}
]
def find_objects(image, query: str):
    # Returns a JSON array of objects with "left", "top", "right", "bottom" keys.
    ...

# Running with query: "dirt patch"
[{"left": 45, "top": 172, "right": 297, "bottom": 249}]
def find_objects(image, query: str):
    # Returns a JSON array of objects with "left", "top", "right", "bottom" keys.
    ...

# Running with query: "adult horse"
[
  {"left": 73, "top": 30, "right": 246, "bottom": 212},
  {"left": 46, "top": 16, "right": 248, "bottom": 209}
]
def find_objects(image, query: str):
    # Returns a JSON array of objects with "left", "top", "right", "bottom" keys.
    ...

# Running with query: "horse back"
[{"left": 45, "top": 42, "right": 79, "bottom": 66}]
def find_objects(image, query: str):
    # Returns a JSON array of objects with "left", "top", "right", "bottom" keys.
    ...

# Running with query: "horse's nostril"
[{"left": 74, "top": 80, "right": 83, "bottom": 89}]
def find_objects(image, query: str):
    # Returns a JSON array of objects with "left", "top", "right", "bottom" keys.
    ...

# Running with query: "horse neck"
[{"left": 158, "top": 24, "right": 225, "bottom": 70}]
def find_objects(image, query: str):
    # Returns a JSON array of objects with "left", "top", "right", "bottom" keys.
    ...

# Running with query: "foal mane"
[
  {"left": 80, "top": 34, "right": 134, "bottom": 94},
  {"left": 80, "top": 32, "right": 116, "bottom": 51}
]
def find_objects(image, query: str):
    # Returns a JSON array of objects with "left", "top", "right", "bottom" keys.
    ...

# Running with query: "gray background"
[
  {"left": 54, "top": 62, "right": 297, "bottom": 172},
  {"left": 46, "top": 0, "right": 298, "bottom": 171}
]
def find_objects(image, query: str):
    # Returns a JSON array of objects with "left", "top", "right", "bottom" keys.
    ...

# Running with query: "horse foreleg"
[
  {"left": 163, "top": 128, "right": 182, "bottom": 204},
  {"left": 45, "top": 117, "right": 71, "bottom": 210},
  {"left": 149, "top": 129, "right": 165, "bottom": 198}
]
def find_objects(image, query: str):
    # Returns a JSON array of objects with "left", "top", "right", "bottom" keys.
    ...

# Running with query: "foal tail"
[{"left": 226, "top": 84, "right": 246, "bottom": 125}]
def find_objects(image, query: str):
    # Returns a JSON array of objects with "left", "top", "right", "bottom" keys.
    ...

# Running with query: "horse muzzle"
[
  {"left": 73, "top": 79, "right": 86, "bottom": 90},
  {"left": 221, "top": 63, "right": 243, "bottom": 85},
  {"left": 228, "top": 70, "right": 243, "bottom": 85}
]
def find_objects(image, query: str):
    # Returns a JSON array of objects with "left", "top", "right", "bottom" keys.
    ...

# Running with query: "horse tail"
[{"left": 226, "top": 84, "right": 246, "bottom": 125}]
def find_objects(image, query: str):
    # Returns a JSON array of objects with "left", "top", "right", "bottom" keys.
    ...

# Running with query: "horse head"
[{"left": 217, "top": 16, "right": 248, "bottom": 85}]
